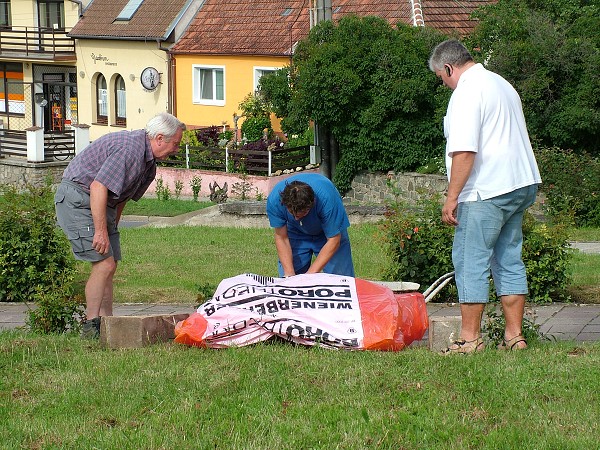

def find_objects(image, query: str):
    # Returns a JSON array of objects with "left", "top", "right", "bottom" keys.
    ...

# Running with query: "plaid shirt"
[{"left": 63, "top": 130, "right": 156, "bottom": 208}]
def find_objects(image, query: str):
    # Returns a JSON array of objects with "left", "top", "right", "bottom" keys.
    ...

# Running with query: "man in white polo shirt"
[{"left": 428, "top": 39, "right": 542, "bottom": 353}]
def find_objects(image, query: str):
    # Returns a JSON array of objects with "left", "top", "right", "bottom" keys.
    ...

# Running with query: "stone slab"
[
  {"left": 100, "top": 314, "right": 190, "bottom": 349},
  {"left": 428, "top": 316, "right": 462, "bottom": 352}
]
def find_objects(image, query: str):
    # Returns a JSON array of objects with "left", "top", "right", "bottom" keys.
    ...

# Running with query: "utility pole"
[{"left": 310, "top": 0, "right": 334, "bottom": 179}]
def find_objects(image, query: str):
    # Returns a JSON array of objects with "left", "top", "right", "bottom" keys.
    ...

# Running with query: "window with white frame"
[
  {"left": 253, "top": 66, "right": 280, "bottom": 92},
  {"left": 115, "top": 75, "right": 126, "bottom": 126},
  {"left": 96, "top": 74, "right": 107, "bottom": 125},
  {"left": 192, "top": 65, "right": 225, "bottom": 106}
]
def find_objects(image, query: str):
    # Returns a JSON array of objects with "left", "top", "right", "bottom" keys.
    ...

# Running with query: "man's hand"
[
  {"left": 442, "top": 151, "right": 475, "bottom": 227},
  {"left": 92, "top": 229, "right": 110, "bottom": 255},
  {"left": 90, "top": 180, "right": 110, "bottom": 255},
  {"left": 442, "top": 197, "right": 459, "bottom": 226}
]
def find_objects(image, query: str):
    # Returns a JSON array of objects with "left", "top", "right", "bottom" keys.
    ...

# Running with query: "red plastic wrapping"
[{"left": 174, "top": 273, "right": 428, "bottom": 351}]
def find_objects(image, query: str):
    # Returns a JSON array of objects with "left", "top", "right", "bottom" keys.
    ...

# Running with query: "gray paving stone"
[{"left": 2, "top": 302, "right": 600, "bottom": 345}]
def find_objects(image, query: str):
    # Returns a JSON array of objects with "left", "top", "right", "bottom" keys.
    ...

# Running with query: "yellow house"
[
  {"left": 172, "top": 53, "right": 288, "bottom": 134},
  {"left": 67, "top": 0, "right": 203, "bottom": 141},
  {"left": 170, "top": 0, "right": 489, "bottom": 135}
]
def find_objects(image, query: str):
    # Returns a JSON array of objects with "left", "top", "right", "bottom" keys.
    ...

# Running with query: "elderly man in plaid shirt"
[{"left": 55, "top": 112, "right": 186, "bottom": 339}]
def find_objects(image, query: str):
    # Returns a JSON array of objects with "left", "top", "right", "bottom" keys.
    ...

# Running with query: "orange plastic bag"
[{"left": 175, "top": 273, "right": 428, "bottom": 351}]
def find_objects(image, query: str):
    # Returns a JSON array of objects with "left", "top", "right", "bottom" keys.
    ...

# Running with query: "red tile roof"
[
  {"left": 423, "top": 1, "right": 493, "bottom": 36},
  {"left": 171, "top": 0, "right": 493, "bottom": 56},
  {"left": 69, "top": 0, "right": 191, "bottom": 40}
]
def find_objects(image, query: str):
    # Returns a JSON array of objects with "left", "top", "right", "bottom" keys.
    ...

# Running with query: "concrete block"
[
  {"left": 100, "top": 314, "right": 189, "bottom": 349},
  {"left": 428, "top": 316, "right": 462, "bottom": 352}
]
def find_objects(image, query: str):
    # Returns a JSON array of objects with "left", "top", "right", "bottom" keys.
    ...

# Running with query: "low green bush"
[
  {"left": 535, "top": 146, "right": 600, "bottom": 227},
  {"left": 380, "top": 191, "right": 572, "bottom": 304},
  {"left": 241, "top": 116, "right": 272, "bottom": 142},
  {"left": 0, "top": 181, "right": 75, "bottom": 303},
  {"left": 379, "top": 193, "right": 455, "bottom": 301},
  {"left": 26, "top": 272, "right": 85, "bottom": 334},
  {"left": 521, "top": 214, "right": 572, "bottom": 303}
]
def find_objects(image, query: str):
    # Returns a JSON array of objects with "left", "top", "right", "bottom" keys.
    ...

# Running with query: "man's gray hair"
[
  {"left": 145, "top": 112, "right": 186, "bottom": 141},
  {"left": 428, "top": 39, "right": 474, "bottom": 72}
]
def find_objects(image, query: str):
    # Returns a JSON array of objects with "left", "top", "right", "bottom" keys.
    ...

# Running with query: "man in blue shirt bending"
[{"left": 266, "top": 173, "right": 355, "bottom": 277}]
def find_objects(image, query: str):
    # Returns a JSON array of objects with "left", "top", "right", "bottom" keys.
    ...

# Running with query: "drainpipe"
[
  {"left": 68, "top": 0, "right": 83, "bottom": 17},
  {"left": 156, "top": 39, "right": 174, "bottom": 114}
]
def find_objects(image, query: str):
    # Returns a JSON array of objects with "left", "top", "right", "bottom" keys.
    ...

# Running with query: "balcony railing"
[
  {"left": 0, "top": 26, "right": 75, "bottom": 59},
  {"left": 0, "top": 129, "right": 76, "bottom": 162}
]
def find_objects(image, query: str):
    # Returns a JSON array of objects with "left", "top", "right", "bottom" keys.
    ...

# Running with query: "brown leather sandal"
[
  {"left": 441, "top": 337, "right": 485, "bottom": 354},
  {"left": 498, "top": 334, "right": 527, "bottom": 350}
]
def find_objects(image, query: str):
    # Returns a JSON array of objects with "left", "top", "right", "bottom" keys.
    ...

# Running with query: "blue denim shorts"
[{"left": 453, "top": 185, "right": 538, "bottom": 303}]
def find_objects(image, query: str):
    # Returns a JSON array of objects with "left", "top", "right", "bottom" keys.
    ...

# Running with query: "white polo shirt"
[{"left": 444, "top": 63, "right": 541, "bottom": 202}]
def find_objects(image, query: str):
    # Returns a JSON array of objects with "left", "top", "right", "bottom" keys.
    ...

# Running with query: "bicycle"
[{"left": 44, "top": 132, "right": 75, "bottom": 161}]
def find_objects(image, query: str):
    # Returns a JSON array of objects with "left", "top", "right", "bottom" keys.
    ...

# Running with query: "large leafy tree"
[
  {"left": 261, "top": 16, "right": 446, "bottom": 192},
  {"left": 468, "top": 0, "right": 600, "bottom": 154}
]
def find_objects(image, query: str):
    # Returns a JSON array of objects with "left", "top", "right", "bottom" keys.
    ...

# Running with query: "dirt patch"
[{"left": 567, "top": 285, "right": 600, "bottom": 304}]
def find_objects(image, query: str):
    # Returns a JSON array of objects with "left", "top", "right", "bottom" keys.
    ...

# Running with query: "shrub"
[
  {"left": 379, "top": 191, "right": 455, "bottom": 301},
  {"left": 0, "top": 181, "right": 76, "bottom": 303},
  {"left": 195, "top": 126, "right": 221, "bottom": 147},
  {"left": 241, "top": 116, "right": 273, "bottom": 142},
  {"left": 190, "top": 176, "right": 202, "bottom": 202},
  {"left": 380, "top": 190, "right": 572, "bottom": 304},
  {"left": 535, "top": 146, "right": 600, "bottom": 227},
  {"left": 155, "top": 177, "right": 171, "bottom": 201},
  {"left": 174, "top": 180, "right": 183, "bottom": 199},
  {"left": 284, "top": 127, "right": 314, "bottom": 149},
  {"left": 26, "top": 271, "right": 85, "bottom": 334},
  {"left": 521, "top": 214, "right": 572, "bottom": 303}
]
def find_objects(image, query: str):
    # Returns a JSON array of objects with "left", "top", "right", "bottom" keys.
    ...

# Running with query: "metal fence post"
[
  {"left": 268, "top": 149, "right": 272, "bottom": 176},
  {"left": 186, "top": 144, "right": 190, "bottom": 169},
  {"left": 225, "top": 147, "right": 229, "bottom": 173}
]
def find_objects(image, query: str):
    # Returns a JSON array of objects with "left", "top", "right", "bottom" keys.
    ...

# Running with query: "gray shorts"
[{"left": 54, "top": 181, "right": 121, "bottom": 262}]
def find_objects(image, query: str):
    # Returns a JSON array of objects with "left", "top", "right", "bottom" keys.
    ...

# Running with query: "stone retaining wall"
[
  {"left": 344, "top": 171, "right": 447, "bottom": 204},
  {"left": 0, "top": 158, "right": 67, "bottom": 190}
]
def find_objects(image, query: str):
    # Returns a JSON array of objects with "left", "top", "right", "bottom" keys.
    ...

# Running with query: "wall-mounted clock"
[{"left": 140, "top": 67, "right": 160, "bottom": 91}]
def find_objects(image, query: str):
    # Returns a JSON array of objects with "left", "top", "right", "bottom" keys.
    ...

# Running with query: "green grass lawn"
[
  {"left": 112, "top": 198, "right": 600, "bottom": 304},
  {"left": 68, "top": 221, "right": 600, "bottom": 305},
  {"left": 74, "top": 224, "right": 388, "bottom": 304},
  {"left": 122, "top": 197, "right": 213, "bottom": 217},
  {"left": 1, "top": 332, "right": 599, "bottom": 449},
  {"left": 3, "top": 202, "right": 600, "bottom": 448}
]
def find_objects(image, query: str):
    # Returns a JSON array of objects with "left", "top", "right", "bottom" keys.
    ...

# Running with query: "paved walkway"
[{"left": 2, "top": 301, "right": 600, "bottom": 343}]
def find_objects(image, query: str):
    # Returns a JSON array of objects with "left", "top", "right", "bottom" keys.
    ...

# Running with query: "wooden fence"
[
  {"left": 159, "top": 144, "right": 311, "bottom": 176},
  {"left": 0, "top": 129, "right": 27, "bottom": 158}
]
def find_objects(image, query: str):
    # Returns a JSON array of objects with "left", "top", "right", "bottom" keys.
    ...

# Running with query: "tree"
[
  {"left": 468, "top": 0, "right": 600, "bottom": 154},
  {"left": 258, "top": 67, "right": 309, "bottom": 136},
  {"left": 262, "top": 15, "right": 446, "bottom": 193}
]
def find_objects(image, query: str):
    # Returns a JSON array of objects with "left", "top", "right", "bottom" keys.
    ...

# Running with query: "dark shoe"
[{"left": 81, "top": 317, "right": 101, "bottom": 340}]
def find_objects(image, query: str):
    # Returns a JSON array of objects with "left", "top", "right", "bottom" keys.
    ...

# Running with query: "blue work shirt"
[{"left": 266, "top": 173, "right": 350, "bottom": 239}]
